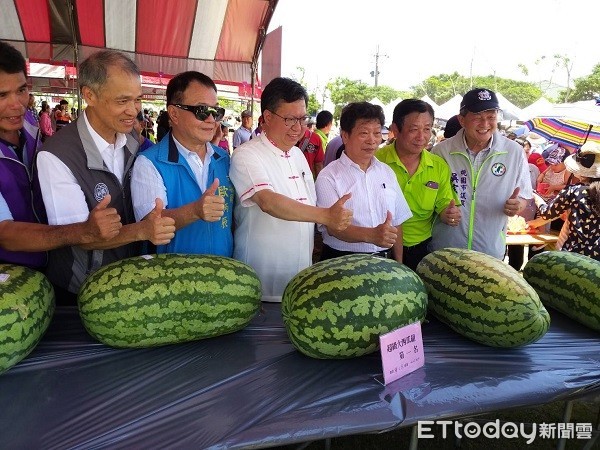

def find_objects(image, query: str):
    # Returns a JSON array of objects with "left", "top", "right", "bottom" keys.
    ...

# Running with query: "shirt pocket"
[
  {"left": 384, "top": 189, "right": 397, "bottom": 214},
  {"left": 416, "top": 185, "right": 438, "bottom": 211}
]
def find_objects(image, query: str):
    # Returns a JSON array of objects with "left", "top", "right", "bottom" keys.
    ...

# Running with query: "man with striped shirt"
[{"left": 315, "top": 102, "right": 412, "bottom": 263}]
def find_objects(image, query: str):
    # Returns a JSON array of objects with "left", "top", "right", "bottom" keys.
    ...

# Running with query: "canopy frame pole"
[{"left": 66, "top": 0, "right": 81, "bottom": 113}]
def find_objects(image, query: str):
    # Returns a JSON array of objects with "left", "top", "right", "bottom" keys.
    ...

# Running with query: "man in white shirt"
[
  {"left": 229, "top": 77, "right": 353, "bottom": 302},
  {"left": 37, "top": 50, "right": 175, "bottom": 303},
  {"left": 316, "top": 102, "right": 412, "bottom": 263}
]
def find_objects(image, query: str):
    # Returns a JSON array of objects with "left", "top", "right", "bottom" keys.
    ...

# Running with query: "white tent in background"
[
  {"left": 520, "top": 97, "right": 554, "bottom": 121},
  {"left": 369, "top": 97, "right": 385, "bottom": 107},
  {"left": 421, "top": 95, "right": 439, "bottom": 117},
  {"left": 369, "top": 97, "right": 398, "bottom": 125},
  {"left": 436, "top": 94, "right": 463, "bottom": 120},
  {"left": 420, "top": 95, "right": 438, "bottom": 106},
  {"left": 383, "top": 98, "right": 401, "bottom": 124},
  {"left": 496, "top": 93, "right": 523, "bottom": 121},
  {"left": 550, "top": 100, "right": 600, "bottom": 125}
]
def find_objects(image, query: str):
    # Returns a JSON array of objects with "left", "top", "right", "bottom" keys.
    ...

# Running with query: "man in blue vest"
[
  {"left": 131, "top": 71, "right": 233, "bottom": 256},
  {"left": 0, "top": 41, "right": 124, "bottom": 270}
]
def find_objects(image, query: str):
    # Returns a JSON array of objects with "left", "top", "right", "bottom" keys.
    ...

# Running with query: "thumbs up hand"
[
  {"left": 83, "top": 194, "right": 122, "bottom": 243},
  {"left": 441, "top": 199, "right": 461, "bottom": 226},
  {"left": 326, "top": 193, "right": 353, "bottom": 232},
  {"left": 145, "top": 198, "right": 176, "bottom": 245},
  {"left": 373, "top": 210, "right": 398, "bottom": 248},
  {"left": 195, "top": 178, "right": 225, "bottom": 222},
  {"left": 504, "top": 187, "right": 522, "bottom": 217}
]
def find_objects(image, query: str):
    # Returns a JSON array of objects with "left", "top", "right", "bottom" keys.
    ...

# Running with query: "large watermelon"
[
  {"left": 0, "top": 264, "right": 54, "bottom": 374},
  {"left": 416, "top": 248, "right": 550, "bottom": 347},
  {"left": 523, "top": 251, "right": 600, "bottom": 331},
  {"left": 282, "top": 254, "right": 428, "bottom": 359},
  {"left": 78, "top": 254, "right": 261, "bottom": 348}
]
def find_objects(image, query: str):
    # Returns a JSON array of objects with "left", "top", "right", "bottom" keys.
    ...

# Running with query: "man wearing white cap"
[{"left": 429, "top": 88, "right": 533, "bottom": 260}]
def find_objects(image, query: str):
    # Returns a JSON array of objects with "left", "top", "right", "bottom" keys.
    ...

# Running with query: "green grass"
[{"left": 276, "top": 399, "right": 598, "bottom": 449}]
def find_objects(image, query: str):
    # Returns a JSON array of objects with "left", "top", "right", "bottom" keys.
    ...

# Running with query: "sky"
[{"left": 267, "top": 0, "right": 600, "bottom": 96}]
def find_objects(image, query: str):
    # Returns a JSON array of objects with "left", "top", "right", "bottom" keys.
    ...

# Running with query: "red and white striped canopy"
[{"left": 0, "top": 0, "right": 277, "bottom": 86}]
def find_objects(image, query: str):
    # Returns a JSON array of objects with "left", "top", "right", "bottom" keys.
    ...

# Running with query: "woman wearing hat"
[
  {"left": 530, "top": 142, "right": 600, "bottom": 261},
  {"left": 535, "top": 145, "right": 570, "bottom": 201}
]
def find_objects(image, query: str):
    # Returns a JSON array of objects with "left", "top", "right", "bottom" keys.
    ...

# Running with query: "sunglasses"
[
  {"left": 173, "top": 104, "right": 225, "bottom": 122},
  {"left": 575, "top": 152, "right": 596, "bottom": 168}
]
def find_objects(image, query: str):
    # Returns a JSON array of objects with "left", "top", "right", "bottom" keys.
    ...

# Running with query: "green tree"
[
  {"left": 411, "top": 74, "right": 541, "bottom": 109},
  {"left": 326, "top": 77, "right": 372, "bottom": 118},
  {"left": 367, "top": 85, "right": 402, "bottom": 105},
  {"left": 292, "top": 66, "right": 323, "bottom": 116},
  {"left": 307, "top": 92, "right": 321, "bottom": 116},
  {"left": 413, "top": 73, "right": 471, "bottom": 105},
  {"left": 557, "top": 63, "right": 600, "bottom": 102}
]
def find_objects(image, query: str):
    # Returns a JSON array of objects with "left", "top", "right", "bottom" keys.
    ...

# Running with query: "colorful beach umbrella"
[{"left": 524, "top": 117, "right": 600, "bottom": 149}]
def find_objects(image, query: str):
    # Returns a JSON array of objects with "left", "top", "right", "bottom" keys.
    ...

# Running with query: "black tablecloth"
[{"left": 1, "top": 304, "right": 599, "bottom": 449}]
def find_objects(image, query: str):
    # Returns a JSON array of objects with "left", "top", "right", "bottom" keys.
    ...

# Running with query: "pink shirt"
[{"left": 39, "top": 112, "right": 54, "bottom": 138}]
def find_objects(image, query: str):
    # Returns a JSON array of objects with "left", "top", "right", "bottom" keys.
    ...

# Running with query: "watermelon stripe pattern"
[
  {"left": 523, "top": 251, "right": 600, "bottom": 332},
  {"left": 282, "top": 255, "right": 428, "bottom": 359},
  {"left": 78, "top": 254, "right": 261, "bottom": 348},
  {"left": 0, "top": 264, "right": 55, "bottom": 374},
  {"left": 416, "top": 249, "right": 550, "bottom": 347}
]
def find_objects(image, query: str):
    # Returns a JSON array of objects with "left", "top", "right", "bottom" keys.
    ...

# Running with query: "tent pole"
[
  {"left": 66, "top": 0, "right": 81, "bottom": 113},
  {"left": 250, "top": 62, "right": 258, "bottom": 118}
]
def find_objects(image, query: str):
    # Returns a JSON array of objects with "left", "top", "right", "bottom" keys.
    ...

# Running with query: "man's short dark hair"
[
  {"left": 167, "top": 71, "right": 217, "bottom": 105},
  {"left": 316, "top": 110, "right": 333, "bottom": 129},
  {"left": 0, "top": 41, "right": 26, "bottom": 76},
  {"left": 260, "top": 77, "right": 308, "bottom": 114},
  {"left": 340, "top": 102, "right": 385, "bottom": 133},
  {"left": 392, "top": 99, "right": 435, "bottom": 132}
]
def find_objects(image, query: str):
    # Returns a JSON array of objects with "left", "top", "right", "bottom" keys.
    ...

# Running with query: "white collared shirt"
[
  {"left": 229, "top": 132, "right": 316, "bottom": 302},
  {"left": 37, "top": 111, "right": 128, "bottom": 225},
  {"left": 315, "top": 152, "right": 412, "bottom": 253},
  {"left": 0, "top": 193, "right": 13, "bottom": 221},
  {"left": 131, "top": 136, "right": 215, "bottom": 220},
  {"left": 462, "top": 133, "right": 494, "bottom": 175}
]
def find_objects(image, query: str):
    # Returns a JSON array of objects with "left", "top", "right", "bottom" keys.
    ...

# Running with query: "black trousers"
[
  {"left": 52, "top": 283, "right": 79, "bottom": 306},
  {"left": 403, "top": 238, "right": 432, "bottom": 272},
  {"left": 320, "top": 244, "right": 390, "bottom": 261}
]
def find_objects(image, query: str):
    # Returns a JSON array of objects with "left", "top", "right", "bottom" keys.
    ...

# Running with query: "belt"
[{"left": 369, "top": 250, "right": 391, "bottom": 259}]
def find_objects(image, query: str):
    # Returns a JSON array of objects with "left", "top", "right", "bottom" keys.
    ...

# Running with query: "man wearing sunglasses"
[
  {"left": 131, "top": 71, "right": 233, "bottom": 257},
  {"left": 229, "top": 77, "right": 353, "bottom": 302}
]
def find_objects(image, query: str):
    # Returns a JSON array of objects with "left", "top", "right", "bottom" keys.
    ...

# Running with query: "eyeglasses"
[
  {"left": 173, "top": 104, "right": 225, "bottom": 122},
  {"left": 575, "top": 151, "right": 596, "bottom": 168},
  {"left": 268, "top": 110, "right": 311, "bottom": 127}
]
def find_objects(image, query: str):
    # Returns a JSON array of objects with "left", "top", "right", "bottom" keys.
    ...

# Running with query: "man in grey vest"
[{"left": 37, "top": 50, "right": 176, "bottom": 304}]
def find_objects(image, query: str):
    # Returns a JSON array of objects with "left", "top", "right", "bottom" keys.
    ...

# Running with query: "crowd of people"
[{"left": 1, "top": 40, "right": 599, "bottom": 307}]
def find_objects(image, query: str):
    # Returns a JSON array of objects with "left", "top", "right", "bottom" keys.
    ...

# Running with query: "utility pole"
[{"left": 371, "top": 46, "right": 388, "bottom": 87}]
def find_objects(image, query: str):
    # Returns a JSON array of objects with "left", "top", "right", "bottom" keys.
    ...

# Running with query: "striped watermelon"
[
  {"left": 282, "top": 254, "right": 428, "bottom": 359},
  {"left": 523, "top": 251, "right": 600, "bottom": 331},
  {"left": 0, "top": 264, "right": 54, "bottom": 374},
  {"left": 416, "top": 248, "right": 550, "bottom": 347},
  {"left": 78, "top": 254, "right": 261, "bottom": 348}
]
